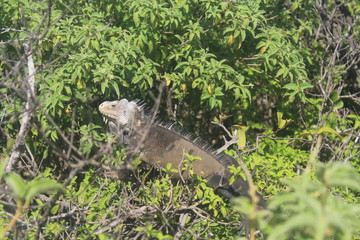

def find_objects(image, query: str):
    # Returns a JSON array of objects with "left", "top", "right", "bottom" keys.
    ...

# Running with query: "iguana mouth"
[
  {"left": 101, "top": 113, "right": 117, "bottom": 124},
  {"left": 99, "top": 103, "right": 118, "bottom": 123}
]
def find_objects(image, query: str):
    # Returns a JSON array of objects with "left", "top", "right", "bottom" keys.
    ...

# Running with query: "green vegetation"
[{"left": 1, "top": 0, "right": 359, "bottom": 239}]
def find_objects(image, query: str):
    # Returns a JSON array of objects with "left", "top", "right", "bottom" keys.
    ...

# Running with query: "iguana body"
[{"left": 99, "top": 99, "right": 265, "bottom": 207}]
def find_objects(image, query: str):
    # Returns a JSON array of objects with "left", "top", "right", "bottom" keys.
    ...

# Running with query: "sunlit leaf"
[
  {"left": 233, "top": 125, "right": 248, "bottom": 149},
  {"left": 317, "top": 126, "right": 342, "bottom": 138},
  {"left": 228, "top": 35, "right": 234, "bottom": 45},
  {"left": 277, "top": 112, "right": 292, "bottom": 129},
  {"left": 259, "top": 46, "right": 267, "bottom": 54},
  {"left": 207, "top": 85, "right": 214, "bottom": 95}
]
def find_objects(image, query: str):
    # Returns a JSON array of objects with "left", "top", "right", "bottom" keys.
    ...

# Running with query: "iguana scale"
[{"left": 99, "top": 99, "right": 265, "bottom": 208}]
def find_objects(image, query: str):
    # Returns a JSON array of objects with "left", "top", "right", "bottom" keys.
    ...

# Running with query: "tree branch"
[{"left": 6, "top": 44, "right": 36, "bottom": 172}]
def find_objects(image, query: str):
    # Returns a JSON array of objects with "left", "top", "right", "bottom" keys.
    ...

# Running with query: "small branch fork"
[{"left": 211, "top": 121, "right": 238, "bottom": 155}]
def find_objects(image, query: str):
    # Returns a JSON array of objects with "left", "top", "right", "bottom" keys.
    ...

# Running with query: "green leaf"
[
  {"left": 334, "top": 100, "right": 343, "bottom": 110},
  {"left": 101, "top": 81, "right": 108, "bottom": 94},
  {"left": 299, "top": 83, "right": 313, "bottom": 90},
  {"left": 330, "top": 91, "right": 339, "bottom": 101},
  {"left": 111, "top": 81, "right": 120, "bottom": 98},
  {"left": 214, "top": 87, "right": 224, "bottom": 96},
  {"left": 91, "top": 40, "right": 100, "bottom": 52},
  {"left": 268, "top": 214, "right": 315, "bottom": 240},
  {"left": 51, "top": 204, "right": 60, "bottom": 214},
  {"left": 275, "top": 67, "right": 284, "bottom": 77},
  {"left": 148, "top": 40, "right": 154, "bottom": 52},
  {"left": 24, "top": 180, "right": 64, "bottom": 202},
  {"left": 283, "top": 83, "right": 298, "bottom": 90},
  {"left": 316, "top": 162, "right": 360, "bottom": 191},
  {"left": 4, "top": 173, "right": 26, "bottom": 201},
  {"left": 133, "top": 12, "right": 140, "bottom": 26},
  {"left": 231, "top": 197, "right": 253, "bottom": 215},
  {"left": 209, "top": 97, "right": 216, "bottom": 109}
]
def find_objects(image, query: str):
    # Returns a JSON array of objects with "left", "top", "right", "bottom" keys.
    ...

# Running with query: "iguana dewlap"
[{"left": 99, "top": 99, "right": 266, "bottom": 207}]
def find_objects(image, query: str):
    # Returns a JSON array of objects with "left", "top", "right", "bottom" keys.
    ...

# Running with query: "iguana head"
[{"left": 99, "top": 99, "right": 144, "bottom": 144}]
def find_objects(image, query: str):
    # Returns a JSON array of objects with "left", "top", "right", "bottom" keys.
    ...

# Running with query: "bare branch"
[{"left": 6, "top": 44, "right": 36, "bottom": 172}]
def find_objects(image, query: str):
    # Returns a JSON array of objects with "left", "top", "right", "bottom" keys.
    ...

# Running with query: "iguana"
[{"left": 99, "top": 99, "right": 266, "bottom": 208}]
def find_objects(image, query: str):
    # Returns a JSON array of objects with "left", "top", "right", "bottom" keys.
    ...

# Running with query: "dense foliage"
[{"left": 1, "top": 0, "right": 359, "bottom": 239}]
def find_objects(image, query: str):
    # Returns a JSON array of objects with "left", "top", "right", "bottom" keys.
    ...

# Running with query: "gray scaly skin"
[{"left": 99, "top": 99, "right": 266, "bottom": 208}]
